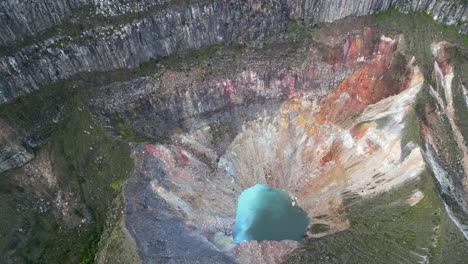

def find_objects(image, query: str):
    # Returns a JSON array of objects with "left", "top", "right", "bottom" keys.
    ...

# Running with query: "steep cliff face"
[
  {"left": 0, "top": 0, "right": 88, "bottom": 46},
  {"left": 421, "top": 41, "right": 468, "bottom": 235},
  {"left": 1, "top": 0, "right": 466, "bottom": 47},
  {"left": 0, "top": 0, "right": 466, "bottom": 103}
]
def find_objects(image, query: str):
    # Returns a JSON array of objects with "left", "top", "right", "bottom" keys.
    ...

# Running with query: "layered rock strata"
[
  {"left": 0, "top": 0, "right": 466, "bottom": 103},
  {"left": 1, "top": 0, "right": 466, "bottom": 47}
]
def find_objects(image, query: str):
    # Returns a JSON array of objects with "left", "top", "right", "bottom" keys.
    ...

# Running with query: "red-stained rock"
[{"left": 316, "top": 33, "right": 409, "bottom": 125}]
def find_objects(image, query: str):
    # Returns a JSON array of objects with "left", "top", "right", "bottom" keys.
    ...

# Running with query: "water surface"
[{"left": 234, "top": 184, "right": 309, "bottom": 243}]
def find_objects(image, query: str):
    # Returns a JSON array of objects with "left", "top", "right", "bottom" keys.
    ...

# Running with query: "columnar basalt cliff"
[
  {"left": 0, "top": 0, "right": 466, "bottom": 103},
  {"left": 0, "top": 1, "right": 467, "bottom": 264},
  {"left": 1, "top": 0, "right": 466, "bottom": 47},
  {"left": 0, "top": 0, "right": 88, "bottom": 46}
]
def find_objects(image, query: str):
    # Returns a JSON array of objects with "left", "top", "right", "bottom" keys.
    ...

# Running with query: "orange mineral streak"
[
  {"left": 432, "top": 41, "right": 453, "bottom": 75},
  {"left": 131, "top": 28, "right": 426, "bottom": 264},
  {"left": 435, "top": 57, "right": 453, "bottom": 76},
  {"left": 406, "top": 192, "right": 425, "bottom": 206},
  {"left": 323, "top": 27, "right": 374, "bottom": 66},
  {"left": 319, "top": 152, "right": 334, "bottom": 167},
  {"left": 319, "top": 141, "right": 342, "bottom": 167},
  {"left": 298, "top": 164, "right": 349, "bottom": 236},
  {"left": 316, "top": 33, "right": 409, "bottom": 125},
  {"left": 349, "top": 122, "right": 373, "bottom": 139},
  {"left": 363, "top": 138, "right": 380, "bottom": 155},
  {"left": 344, "top": 27, "right": 374, "bottom": 63}
]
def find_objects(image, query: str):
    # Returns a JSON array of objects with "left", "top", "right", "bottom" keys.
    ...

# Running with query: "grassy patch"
[
  {"left": 0, "top": 79, "right": 76, "bottom": 140},
  {"left": 401, "top": 110, "right": 422, "bottom": 146},
  {"left": 108, "top": 112, "right": 147, "bottom": 143},
  {"left": 287, "top": 19, "right": 306, "bottom": 35},
  {"left": 450, "top": 47, "right": 468, "bottom": 140},
  {"left": 309, "top": 224, "right": 330, "bottom": 234},
  {"left": 285, "top": 171, "right": 468, "bottom": 263},
  {"left": 210, "top": 121, "right": 233, "bottom": 146},
  {"left": 0, "top": 82, "right": 135, "bottom": 263},
  {"left": 95, "top": 196, "right": 141, "bottom": 264},
  {"left": 43, "top": 103, "right": 134, "bottom": 263},
  {"left": 370, "top": 7, "right": 467, "bottom": 77}
]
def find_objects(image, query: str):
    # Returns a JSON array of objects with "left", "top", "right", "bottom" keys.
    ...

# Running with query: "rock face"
[
  {"left": 0, "top": 0, "right": 88, "bottom": 46},
  {"left": 1, "top": 0, "right": 466, "bottom": 47},
  {"left": 92, "top": 45, "right": 352, "bottom": 139},
  {"left": 0, "top": 119, "right": 34, "bottom": 173},
  {"left": 0, "top": 0, "right": 466, "bottom": 103},
  {"left": 422, "top": 41, "right": 468, "bottom": 236}
]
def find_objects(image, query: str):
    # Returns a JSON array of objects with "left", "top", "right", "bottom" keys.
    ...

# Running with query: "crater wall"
[{"left": 0, "top": 0, "right": 466, "bottom": 103}]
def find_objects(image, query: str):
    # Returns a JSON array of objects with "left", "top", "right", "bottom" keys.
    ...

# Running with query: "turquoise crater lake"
[{"left": 234, "top": 184, "right": 309, "bottom": 243}]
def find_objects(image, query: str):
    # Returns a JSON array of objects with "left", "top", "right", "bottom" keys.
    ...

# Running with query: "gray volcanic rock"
[
  {"left": 0, "top": 0, "right": 88, "bottom": 46},
  {"left": 124, "top": 145, "right": 237, "bottom": 264},
  {"left": 0, "top": 1, "right": 290, "bottom": 103},
  {"left": 0, "top": 119, "right": 33, "bottom": 173},
  {"left": 1, "top": 0, "right": 465, "bottom": 47},
  {"left": 422, "top": 41, "right": 468, "bottom": 221},
  {"left": 294, "top": 0, "right": 467, "bottom": 26},
  {"left": 0, "top": 0, "right": 466, "bottom": 104},
  {"left": 92, "top": 44, "right": 354, "bottom": 140}
]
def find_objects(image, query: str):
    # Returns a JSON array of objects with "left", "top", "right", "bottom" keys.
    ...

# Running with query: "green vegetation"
[
  {"left": 0, "top": 71, "right": 136, "bottom": 263},
  {"left": 44, "top": 101, "right": 134, "bottom": 263},
  {"left": 370, "top": 7, "right": 467, "bottom": 77},
  {"left": 0, "top": 5, "right": 467, "bottom": 264},
  {"left": 450, "top": 47, "right": 468, "bottom": 140},
  {"left": 210, "top": 121, "right": 233, "bottom": 146},
  {"left": 401, "top": 110, "right": 422, "bottom": 147},
  {"left": 285, "top": 171, "right": 468, "bottom": 263},
  {"left": 96, "top": 213, "right": 141, "bottom": 263},
  {"left": 0, "top": 104, "right": 135, "bottom": 263},
  {"left": 67, "top": 24, "right": 84, "bottom": 39},
  {"left": 0, "top": 171, "right": 25, "bottom": 260},
  {"left": 0, "top": 79, "right": 74, "bottom": 131},
  {"left": 372, "top": 7, "right": 468, "bottom": 183},
  {"left": 287, "top": 19, "right": 306, "bottom": 35},
  {"left": 309, "top": 224, "right": 330, "bottom": 234},
  {"left": 109, "top": 113, "right": 147, "bottom": 143}
]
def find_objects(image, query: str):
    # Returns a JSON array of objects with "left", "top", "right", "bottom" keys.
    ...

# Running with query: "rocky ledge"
[{"left": 0, "top": 0, "right": 466, "bottom": 103}]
